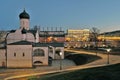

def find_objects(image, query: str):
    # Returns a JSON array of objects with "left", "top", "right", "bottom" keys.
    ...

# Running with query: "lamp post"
[
  {"left": 106, "top": 48, "right": 111, "bottom": 64},
  {"left": 59, "top": 52, "right": 62, "bottom": 70}
]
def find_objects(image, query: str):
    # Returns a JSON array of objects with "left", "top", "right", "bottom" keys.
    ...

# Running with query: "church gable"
[{"left": 6, "top": 29, "right": 36, "bottom": 44}]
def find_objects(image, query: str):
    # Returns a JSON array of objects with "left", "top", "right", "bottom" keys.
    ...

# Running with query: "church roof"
[
  {"left": 39, "top": 34, "right": 65, "bottom": 37},
  {"left": 39, "top": 31, "right": 65, "bottom": 37},
  {"left": 33, "top": 42, "right": 64, "bottom": 47},
  {"left": 10, "top": 30, "right": 16, "bottom": 33},
  {"left": 19, "top": 9, "right": 30, "bottom": 19},
  {"left": 33, "top": 43, "right": 48, "bottom": 47},
  {"left": 8, "top": 41, "right": 32, "bottom": 45},
  {"left": 28, "top": 30, "right": 37, "bottom": 37}
]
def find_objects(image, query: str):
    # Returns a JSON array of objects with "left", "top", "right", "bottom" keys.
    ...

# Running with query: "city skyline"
[{"left": 0, "top": 0, "right": 120, "bottom": 32}]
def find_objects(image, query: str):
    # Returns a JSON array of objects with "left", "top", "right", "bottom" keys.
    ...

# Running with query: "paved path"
[
  {"left": 65, "top": 49, "right": 120, "bottom": 70},
  {"left": 1, "top": 49, "right": 120, "bottom": 80},
  {"left": 66, "top": 49, "right": 120, "bottom": 65},
  {"left": 0, "top": 59, "right": 75, "bottom": 80}
]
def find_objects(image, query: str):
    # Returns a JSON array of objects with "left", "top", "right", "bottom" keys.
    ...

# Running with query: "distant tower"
[{"left": 19, "top": 9, "right": 30, "bottom": 30}]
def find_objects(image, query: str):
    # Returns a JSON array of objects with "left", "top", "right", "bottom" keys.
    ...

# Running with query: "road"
[{"left": 0, "top": 49, "right": 120, "bottom": 80}]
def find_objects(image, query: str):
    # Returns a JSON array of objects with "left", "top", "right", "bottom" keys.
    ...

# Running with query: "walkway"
[
  {"left": 0, "top": 59, "right": 75, "bottom": 80},
  {"left": 65, "top": 49, "right": 120, "bottom": 70},
  {"left": 1, "top": 49, "right": 120, "bottom": 80}
]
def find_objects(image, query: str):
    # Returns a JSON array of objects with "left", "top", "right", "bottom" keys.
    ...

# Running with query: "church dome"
[{"left": 19, "top": 9, "right": 30, "bottom": 19}]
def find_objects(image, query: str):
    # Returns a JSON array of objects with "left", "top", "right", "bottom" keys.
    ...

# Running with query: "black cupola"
[{"left": 19, "top": 9, "right": 30, "bottom": 19}]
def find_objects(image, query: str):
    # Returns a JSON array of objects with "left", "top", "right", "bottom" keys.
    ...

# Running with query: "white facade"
[
  {"left": 33, "top": 47, "right": 49, "bottom": 66},
  {"left": 20, "top": 19, "right": 30, "bottom": 30},
  {"left": 0, "top": 49, "right": 6, "bottom": 67},
  {"left": 7, "top": 29, "right": 35, "bottom": 44},
  {"left": 7, "top": 44, "right": 33, "bottom": 68}
]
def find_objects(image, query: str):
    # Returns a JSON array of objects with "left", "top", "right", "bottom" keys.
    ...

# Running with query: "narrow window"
[
  {"left": 23, "top": 53, "right": 25, "bottom": 57},
  {"left": 14, "top": 53, "right": 16, "bottom": 57}
]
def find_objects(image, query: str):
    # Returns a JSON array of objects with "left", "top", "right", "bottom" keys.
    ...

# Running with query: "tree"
[{"left": 90, "top": 27, "right": 100, "bottom": 49}]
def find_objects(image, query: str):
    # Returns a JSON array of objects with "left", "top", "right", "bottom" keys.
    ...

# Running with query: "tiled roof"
[
  {"left": 39, "top": 34, "right": 65, "bottom": 37},
  {"left": 8, "top": 41, "right": 64, "bottom": 47},
  {"left": 28, "top": 30, "right": 37, "bottom": 37},
  {"left": 8, "top": 40, "right": 32, "bottom": 45},
  {"left": 33, "top": 42, "right": 64, "bottom": 47},
  {"left": 39, "top": 31, "right": 65, "bottom": 37},
  {"left": 48, "top": 43, "right": 64, "bottom": 47},
  {"left": 10, "top": 30, "right": 16, "bottom": 33}
]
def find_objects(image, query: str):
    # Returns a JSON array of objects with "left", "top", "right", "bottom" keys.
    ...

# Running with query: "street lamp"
[
  {"left": 59, "top": 52, "right": 62, "bottom": 70},
  {"left": 106, "top": 48, "right": 111, "bottom": 64}
]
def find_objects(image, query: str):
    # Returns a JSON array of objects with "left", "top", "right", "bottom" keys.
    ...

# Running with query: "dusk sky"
[{"left": 1, "top": 0, "right": 120, "bottom": 32}]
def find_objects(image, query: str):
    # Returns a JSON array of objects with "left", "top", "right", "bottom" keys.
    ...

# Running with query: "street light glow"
[
  {"left": 59, "top": 52, "right": 62, "bottom": 56},
  {"left": 59, "top": 52, "right": 62, "bottom": 70},
  {"left": 106, "top": 48, "right": 111, "bottom": 52},
  {"left": 106, "top": 48, "right": 111, "bottom": 64}
]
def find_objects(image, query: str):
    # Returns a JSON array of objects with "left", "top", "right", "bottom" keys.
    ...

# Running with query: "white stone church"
[{"left": 0, "top": 9, "right": 65, "bottom": 68}]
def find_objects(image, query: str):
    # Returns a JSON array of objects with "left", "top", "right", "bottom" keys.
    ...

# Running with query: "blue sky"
[{"left": 0, "top": 0, "right": 120, "bottom": 32}]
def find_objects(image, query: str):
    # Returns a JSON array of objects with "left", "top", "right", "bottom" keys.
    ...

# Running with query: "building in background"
[
  {"left": 65, "top": 29, "right": 90, "bottom": 48},
  {"left": 98, "top": 30, "right": 120, "bottom": 47}
]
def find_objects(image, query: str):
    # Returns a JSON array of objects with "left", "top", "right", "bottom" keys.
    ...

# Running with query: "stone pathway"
[
  {"left": 0, "top": 59, "right": 75, "bottom": 80},
  {"left": 1, "top": 49, "right": 120, "bottom": 80},
  {"left": 65, "top": 49, "right": 120, "bottom": 70}
]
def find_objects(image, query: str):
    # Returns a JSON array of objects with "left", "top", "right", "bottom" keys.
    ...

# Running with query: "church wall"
[
  {"left": 33, "top": 47, "right": 48, "bottom": 66},
  {"left": 26, "top": 33, "right": 35, "bottom": 42},
  {"left": 7, "top": 30, "right": 35, "bottom": 44},
  {"left": 0, "top": 49, "right": 6, "bottom": 67},
  {"left": 7, "top": 30, "right": 23, "bottom": 44},
  {"left": 20, "top": 19, "right": 29, "bottom": 30},
  {"left": 7, "top": 45, "right": 32, "bottom": 68}
]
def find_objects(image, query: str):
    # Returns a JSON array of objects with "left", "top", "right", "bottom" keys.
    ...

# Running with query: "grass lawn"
[
  {"left": 64, "top": 51, "right": 101, "bottom": 65},
  {"left": 28, "top": 63, "right": 120, "bottom": 80}
]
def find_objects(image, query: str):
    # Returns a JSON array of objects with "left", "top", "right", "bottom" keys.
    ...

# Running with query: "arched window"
[{"left": 33, "top": 49, "right": 45, "bottom": 56}]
